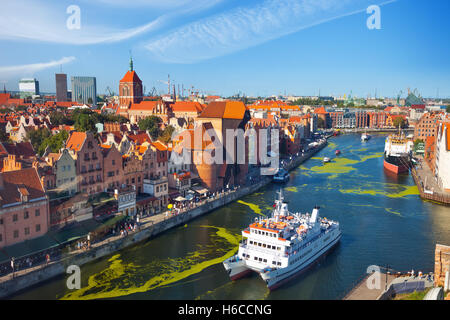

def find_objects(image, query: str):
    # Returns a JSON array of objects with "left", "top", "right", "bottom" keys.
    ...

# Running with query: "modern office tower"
[
  {"left": 18, "top": 78, "right": 39, "bottom": 98},
  {"left": 55, "top": 73, "right": 68, "bottom": 102},
  {"left": 71, "top": 76, "right": 97, "bottom": 105}
]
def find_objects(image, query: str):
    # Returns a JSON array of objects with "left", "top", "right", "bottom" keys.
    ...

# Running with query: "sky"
[{"left": 0, "top": 0, "right": 449, "bottom": 99}]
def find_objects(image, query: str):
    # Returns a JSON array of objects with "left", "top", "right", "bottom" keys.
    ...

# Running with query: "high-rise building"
[
  {"left": 55, "top": 73, "right": 68, "bottom": 102},
  {"left": 71, "top": 76, "right": 97, "bottom": 105},
  {"left": 18, "top": 78, "right": 39, "bottom": 98}
]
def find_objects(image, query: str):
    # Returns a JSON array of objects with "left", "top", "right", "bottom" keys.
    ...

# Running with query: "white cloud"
[
  {"left": 0, "top": 57, "right": 76, "bottom": 77},
  {"left": 145, "top": 0, "right": 397, "bottom": 63},
  {"left": 0, "top": 0, "right": 223, "bottom": 44},
  {"left": 88, "top": 0, "right": 198, "bottom": 8}
]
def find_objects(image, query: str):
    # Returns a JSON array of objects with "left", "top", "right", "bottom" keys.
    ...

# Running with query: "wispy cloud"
[
  {"left": 87, "top": 0, "right": 200, "bottom": 9},
  {"left": 0, "top": 57, "right": 76, "bottom": 77},
  {"left": 0, "top": 0, "right": 223, "bottom": 44},
  {"left": 145, "top": 0, "right": 397, "bottom": 63}
]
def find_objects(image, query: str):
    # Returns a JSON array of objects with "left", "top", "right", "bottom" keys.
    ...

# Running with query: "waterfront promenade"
[
  {"left": 411, "top": 156, "right": 450, "bottom": 206},
  {"left": 344, "top": 270, "right": 434, "bottom": 300},
  {"left": 0, "top": 138, "right": 329, "bottom": 298}
]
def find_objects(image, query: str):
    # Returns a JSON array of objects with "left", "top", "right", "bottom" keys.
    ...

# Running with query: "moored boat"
[
  {"left": 323, "top": 157, "right": 331, "bottom": 163},
  {"left": 223, "top": 190, "right": 341, "bottom": 290},
  {"left": 384, "top": 130, "right": 413, "bottom": 175},
  {"left": 361, "top": 131, "right": 371, "bottom": 141},
  {"left": 335, "top": 150, "right": 341, "bottom": 156}
]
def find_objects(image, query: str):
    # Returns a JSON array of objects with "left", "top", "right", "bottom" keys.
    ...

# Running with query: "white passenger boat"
[
  {"left": 223, "top": 190, "right": 341, "bottom": 290},
  {"left": 361, "top": 130, "right": 371, "bottom": 141}
]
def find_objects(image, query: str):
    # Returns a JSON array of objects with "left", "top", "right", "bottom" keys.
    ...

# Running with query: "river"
[{"left": 11, "top": 133, "right": 450, "bottom": 300}]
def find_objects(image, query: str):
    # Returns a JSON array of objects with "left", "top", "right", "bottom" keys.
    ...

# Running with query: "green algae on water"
[{"left": 61, "top": 226, "right": 240, "bottom": 300}]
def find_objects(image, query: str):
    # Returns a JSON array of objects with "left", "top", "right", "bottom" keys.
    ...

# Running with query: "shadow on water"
[{"left": 382, "top": 168, "right": 411, "bottom": 184}]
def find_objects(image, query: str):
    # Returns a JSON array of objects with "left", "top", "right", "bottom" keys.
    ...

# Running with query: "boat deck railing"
[{"left": 241, "top": 244, "right": 288, "bottom": 258}]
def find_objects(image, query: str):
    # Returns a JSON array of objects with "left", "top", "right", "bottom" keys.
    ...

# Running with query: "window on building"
[
  {"left": 24, "top": 211, "right": 29, "bottom": 219},
  {"left": 24, "top": 227, "right": 30, "bottom": 235},
  {"left": 0, "top": 234, "right": 2, "bottom": 242},
  {"left": 13, "top": 214, "right": 18, "bottom": 222},
  {"left": 13, "top": 230, "right": 19, "bottom": 238},
  {"left": 35, "top": 209, "right": 40, "bottom": 217},
  {"left": 36, "top": 224, "right": 41, "bottom": 232}
]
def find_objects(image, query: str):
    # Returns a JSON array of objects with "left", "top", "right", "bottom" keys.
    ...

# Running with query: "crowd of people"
[{"left": 0, "top": 178, "right": 262, "bottom": 281}]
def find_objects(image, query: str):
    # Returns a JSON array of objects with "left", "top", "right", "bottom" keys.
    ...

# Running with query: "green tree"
[
  {"left": 446, "top": 105, "right": 450, "bottom": 113},
  {"left": 26, "top": 128, "right": 51, "bottom": 153},
  {"left": 0, "top": 108, "right": 12, "bottom": 114},
  {"left": 138, "top": 116, "right": 162, "bottom": 139},
  {"left": 16, "top": 105, "right": 28, "bottom": 112},
  {"left": 393, "top": 117, "right": 407, "bottom": 129},
  {"left": 71, "top": 109, "right": 96, "bottom": 132},
  {"left": 0, "top": 128, "right": 10, "bottom": 142},
  {"left": 50, "top": 111, "right": 73, "bottom": 126},
  {"left": 158, "top": 125, "right": 175, "bottom": 144},
  {"left": 38, "top": 130, "right": 69, "bottom": 156}
]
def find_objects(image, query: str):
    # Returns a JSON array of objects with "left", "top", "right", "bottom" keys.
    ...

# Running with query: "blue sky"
[{"left": 0, "top": 0, "right": 449, "bottom": 98}]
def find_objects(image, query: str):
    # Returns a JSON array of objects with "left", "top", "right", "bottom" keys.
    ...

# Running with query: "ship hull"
[
  {"left": 260, "top": 232, "right": 341, "bottom": 291},
  {"left": 223, "top": 257, "right": 253, "bottom": 281},
  {"left": 384, "top": 155, "right": 410, "bottom": 175}
]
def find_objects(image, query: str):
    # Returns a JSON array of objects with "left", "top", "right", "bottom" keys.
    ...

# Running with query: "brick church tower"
[{"left": 119, "top": 57, "right": 143, "bottom": 108}]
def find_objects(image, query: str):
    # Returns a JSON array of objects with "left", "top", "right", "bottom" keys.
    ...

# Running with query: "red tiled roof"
[
  {"left": 151, "top": 141, "right": 168, "bottom": 151},
  {"left": 199, "top": 101, "right": 246, "bottom": 119},
  {"left": 129, "top": 100, "right": 160, "bottom": 111},
  {"left": 1, "top": 142, "right": 36, "bottom": 158},
  {"left": 314, "top": 107, "right": 328, "bottom": 114},
  {"left": 120, "top": 70, "right": 142, "bottom": 83},
  {"left": 0, "top": 167, "right": 45, "bottom": 206},
  {"left": 0, "top": 93, "right": 10, "bottom": 106},
  {"left": 128, "top": 132, "right": 151, "bottom": 145},
  {"left": 66, "top": 132, "right": 87, "bottom": 152},
  {"left": 171, "top": 101, "right": 204, "bottom": 113}
]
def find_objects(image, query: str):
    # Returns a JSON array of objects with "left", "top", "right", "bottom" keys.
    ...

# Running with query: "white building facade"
[{"left": 434, "top": 122, "right": 450, "bottom": 193}]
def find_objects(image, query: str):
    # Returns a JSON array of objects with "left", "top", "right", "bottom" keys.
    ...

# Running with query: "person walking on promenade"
[
  {"left": 45, "top": 253, "right": 50, "bottom": 266},
  {"left": 10, "top": 257, "right": 15, "bottom": 279}
]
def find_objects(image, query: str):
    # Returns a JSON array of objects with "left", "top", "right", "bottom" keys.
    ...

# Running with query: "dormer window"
[{"left": 18, "top": 185, "right": 29, "bottom": 202}]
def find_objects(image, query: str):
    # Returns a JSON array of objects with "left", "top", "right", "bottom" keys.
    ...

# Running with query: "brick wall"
[{"left": 434, "top": 243, "right": 450, "bottom": 287}]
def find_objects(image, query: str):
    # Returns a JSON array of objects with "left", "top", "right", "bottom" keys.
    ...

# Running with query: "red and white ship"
[{"left": 384, "top": 131, "right": 413, "bottom": 174}]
